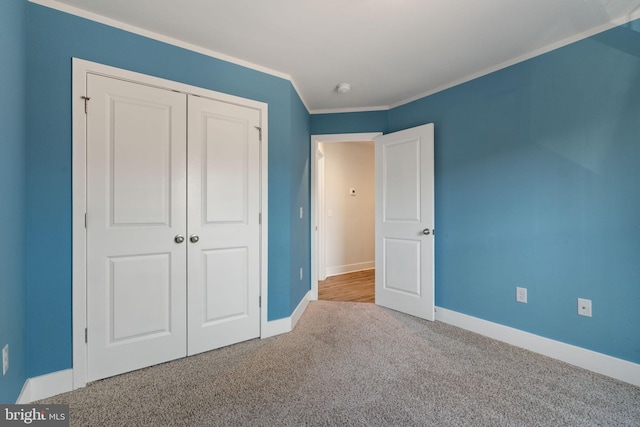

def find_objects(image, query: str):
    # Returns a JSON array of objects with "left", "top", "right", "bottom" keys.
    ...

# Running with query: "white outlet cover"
[
  {"left": 2, "top": 344, "right": 8, "bottom": 376},
  {"left": 516, "top": 287, "right": 527, "bottom": 303},
  {"left": 578, "top": 298, "right": 592, "bottom": 317}
]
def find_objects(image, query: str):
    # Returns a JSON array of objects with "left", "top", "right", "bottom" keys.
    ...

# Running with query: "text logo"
[{"left": 0, "top": 405, "right": 69, "bottom": 427}]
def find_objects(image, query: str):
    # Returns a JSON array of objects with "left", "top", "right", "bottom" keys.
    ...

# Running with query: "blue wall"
[
  {"left": 25, "top": 3, "right": 310, "bottom": 378},
  {"left": 387, "top": 20, "right": 640, "bottom": 363},
  {"left": 290, "top": 88, "right": 312, "bottom": 310},
  {"left": 0, "top": 0, "right": 28, "bottom": 403},
  {"left": 310, "top": 110, "right": 388, "bottom": 135}
]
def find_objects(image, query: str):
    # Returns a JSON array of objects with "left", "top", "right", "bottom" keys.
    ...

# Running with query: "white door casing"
[
  {"left": 317, "top": 145, "right": 326, "bottom": 281},
  {"left": 375, "top": 124, "right": 435, "bottom": 320},
  {"left": 187, "top": 95, "right": 261, "bottom": 355},
  {"left": 86, "top": 74, "right": 188, "bottom": 381}
]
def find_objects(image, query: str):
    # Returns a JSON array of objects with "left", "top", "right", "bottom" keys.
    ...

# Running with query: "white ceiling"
[{"left": 38, "top": 0, "right": 640, "bottom": 112}]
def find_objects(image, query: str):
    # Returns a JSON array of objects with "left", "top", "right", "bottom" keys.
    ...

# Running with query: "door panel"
[
  {"left": 383, "top": 238, "right": 421, "bottom": 296},
  {"left": 110, "top": 254, "right": 171, "bottom": 340},
  {"left": 203, "top": 115, "right": 250, "bottom": 223},
  {"left": 111, "top": 99, "right": 173, "bottom": 225},
  {"left": 86, "top": 74, "right": 188, "bottom": 381},
  {"left": 203, "top": 247, "right": 248, "bottom": 323},
  {"left": 375, "top": 124, "right": 434, "bottom": 320},
  {"left": 187, "top": 95, "right": 261, "bottom": 356}
]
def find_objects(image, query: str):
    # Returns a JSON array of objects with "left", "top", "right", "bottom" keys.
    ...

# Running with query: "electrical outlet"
[
  {"left": 2, "top": 344, "right": 8, "bottom": 376},
  {"left": 516, "top": 287, "right": 527, "bottom": 303},
  {"left": 299, "top": 268, "right": 303, "bottom": 280},
  {"left": 578, "top": 298, "right": 592, "bottom": 317}
]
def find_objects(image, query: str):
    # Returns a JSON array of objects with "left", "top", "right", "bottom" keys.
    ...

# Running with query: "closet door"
[
  {"left": 86, "top": 74, "right": 188, "bottom": 381},
  {"left": 187, "top": 95, "right": 261, "bottom": 355}
]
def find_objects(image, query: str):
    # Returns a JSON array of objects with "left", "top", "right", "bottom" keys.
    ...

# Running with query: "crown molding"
[{"left": 28, "top": 0, "right": 311, "bottom": 112}]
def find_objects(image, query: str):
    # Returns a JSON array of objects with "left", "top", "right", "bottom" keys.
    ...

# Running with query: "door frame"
[
  {"left": 72, "top": 58, "right": 269, "bottom": 389},
  {"left": 310, "top": 133, "right": 382, "bottom": 300}
]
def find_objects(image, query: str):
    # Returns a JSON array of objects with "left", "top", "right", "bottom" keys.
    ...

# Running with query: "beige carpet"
[{"left": 40, "top": 301, "right": 639, "bottom": 426}]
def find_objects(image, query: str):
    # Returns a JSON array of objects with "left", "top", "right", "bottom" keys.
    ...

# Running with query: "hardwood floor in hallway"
[{"left": 318, "top": 269, "right": 375, "bottom": 303}]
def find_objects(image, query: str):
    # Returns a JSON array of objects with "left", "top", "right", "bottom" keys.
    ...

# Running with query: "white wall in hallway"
[{"left": 323, "top": 142, "right": 375, "bottom": 276}]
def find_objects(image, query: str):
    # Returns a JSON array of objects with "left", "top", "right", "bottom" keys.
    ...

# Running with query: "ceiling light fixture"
[{"left": 336, "top": 83, "right": 351, "bottom": 94}]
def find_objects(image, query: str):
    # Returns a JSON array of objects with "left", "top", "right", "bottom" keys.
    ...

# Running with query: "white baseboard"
[
  {"left": 326, "top": 262, "right": 374, "bottom": 277},
  {"left": 261, "top": 291, "right": 311, "bottom": 338},
  {"left": 16, "top": 294, "right": 312, "bottom": 403},
  {"left": 17, "top": 369, "right": 74, "bottom": 404},
  {"left": 290, "top": 291, "right": 311, "bottom": 329},
  {"left": 435, "top": 307, "right": 640, "bottom": 388}
]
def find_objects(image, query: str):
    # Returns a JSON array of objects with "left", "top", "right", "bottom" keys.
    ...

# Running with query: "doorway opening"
[{"left": 310, "top": 133, "right": 382, "bottom": 304}]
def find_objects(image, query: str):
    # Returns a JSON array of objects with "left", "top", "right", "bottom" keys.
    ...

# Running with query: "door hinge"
[
  {"left": 84, "top": 328, "right": 88, "bottom": 343},
  {"left": 84, "top": 213, "right": 87, "bottom": 228},
  {"left": 81, "top": 96, "right": 91, "bottom": 114},
  {"left": 254, "top": 126, "right": 262, "bottom": 142},
  {"left": 259, "top": 296, "right": 261, "bottom": 308},
  {"left": 259, "top": 212, "right": 262, "bottom": 225}
]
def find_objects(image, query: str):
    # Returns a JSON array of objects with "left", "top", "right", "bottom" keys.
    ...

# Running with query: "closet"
[{"left": 84, "top": 72, "right": 262, "bottom": 381}]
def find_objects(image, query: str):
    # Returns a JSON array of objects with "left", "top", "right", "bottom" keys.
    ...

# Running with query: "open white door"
[{"left": 375, "top": 124, "right": 434, "bottom": 320}]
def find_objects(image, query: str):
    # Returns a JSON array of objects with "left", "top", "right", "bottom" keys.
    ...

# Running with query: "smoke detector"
[{"left": 336, "top": 83, "right": 351, "bottom": 94}]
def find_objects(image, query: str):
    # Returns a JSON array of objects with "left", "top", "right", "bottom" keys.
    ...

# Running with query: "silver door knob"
[
  {"left": 190, "top": 235, "right": 200, "bottom": 243},
  {"left": 174, "top": 235, "right": 185, "bottom": 244},
  {"left": 422, "top": 228, "right": 431, "bottom": 235}
]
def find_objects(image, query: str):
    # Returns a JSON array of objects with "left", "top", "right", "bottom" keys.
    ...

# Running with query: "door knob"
[
  {"left": 422, "top": 228, "right": 431, "bottom": 235},
  {"left": 190, "top": 235, "right": 200, "bottom": 243},
  {"left": 174, "top": 235, "right": 185, "bottom": 244}
]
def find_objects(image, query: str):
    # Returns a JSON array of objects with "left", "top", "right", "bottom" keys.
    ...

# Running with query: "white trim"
[
  {"left": 71, "top": 58, "right": 88, "bottom": 391},
  {"left": 326, "top": 262, "right": 375, "bottom": 277},
  {"left": 29, "top": 1, "right": 640, "bottom": 115},
  {"left": 261, "top": 291, "right": 311, "bottom": 338},
  {"left": 310, "top": 106, "right": 389, "bottom": 115},
  {"left": 72, "top": 58, "right": 269, "bottom": 389},
  {"left": 310, "top": 133, "right": 382, "bottom": 302},
  {"left": 435, "top": 307, "right": 640, "bottom": 388},
  {"left": 317, "top": 144, "right": 326, "bottom": 283},
  {"left": 28, "top": 0, "right": 310, "bottom": 112},
  {"left": 30, "top": 3, "right": 640, "bottom": 115},
  {"left": 311, "top": 133, "right": 383, "bottom": 143},
  {"left": 259, "top": 108, "right": 270, "bottom": 342},
  {"left": 16, "top": 370, "right": 74, "bottom": 403},
  {"left": 290, "top": 291, "right": 311, "bottom": 329}
]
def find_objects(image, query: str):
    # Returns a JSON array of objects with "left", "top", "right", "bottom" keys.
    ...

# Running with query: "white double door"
[{"left": 86, "top": 75, "right": 261, "bottom": 381}]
